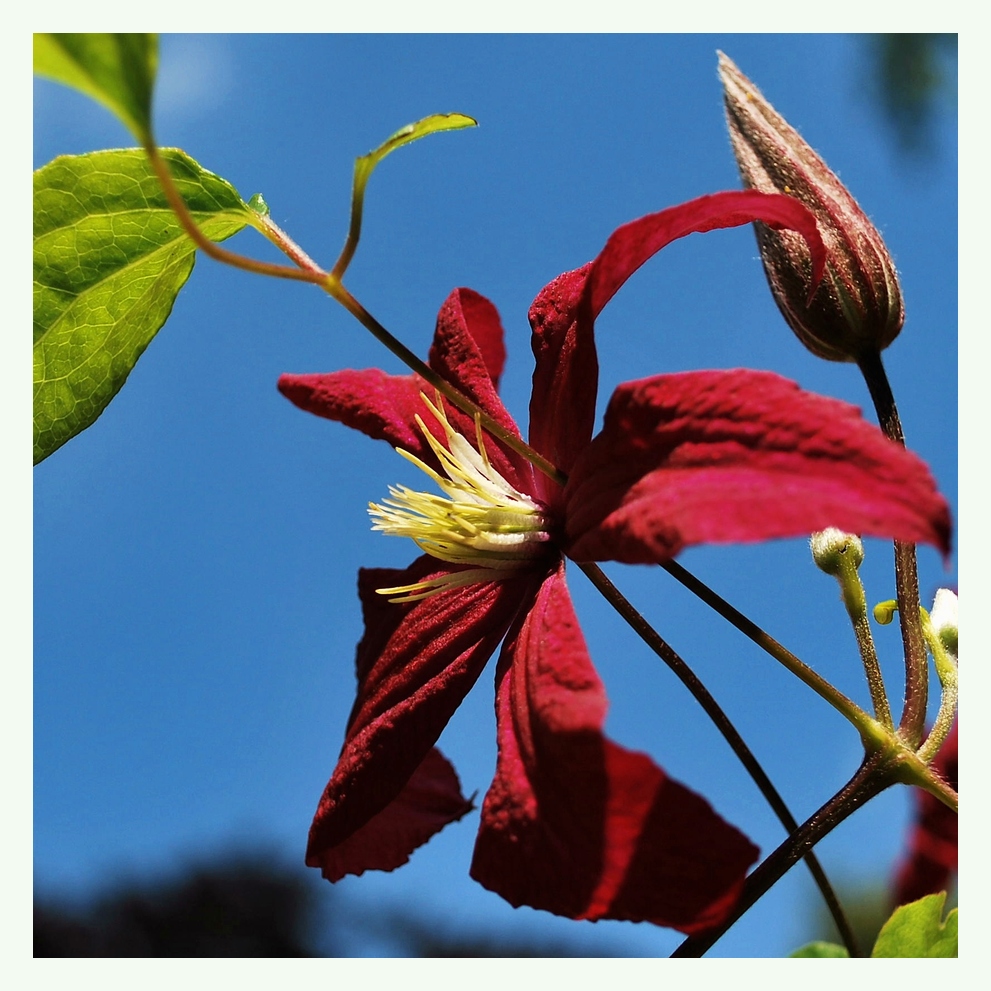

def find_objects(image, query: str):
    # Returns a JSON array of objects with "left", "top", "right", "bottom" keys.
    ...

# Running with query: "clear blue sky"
[{"left": 33, "top": 33, "right": 957, "bottom": 957}]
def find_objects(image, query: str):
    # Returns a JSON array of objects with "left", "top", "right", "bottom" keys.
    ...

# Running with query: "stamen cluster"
[{"left": 369, "top": 393, "right": 551, "bottom": 601}]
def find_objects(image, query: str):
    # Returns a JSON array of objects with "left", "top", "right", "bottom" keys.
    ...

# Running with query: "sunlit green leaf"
[
  {"left": 871, "top": 892, "right": 957, "bottom": 958},
  {"left": 34, "top": 148, "right": 256, "bottom": 464},
  {"left": 789, "top": 941, "right": 850, "bottom": 958},
  {"left": 34, "top": 33, "right": 158, "bottom": 142},
  {"left": 334, "top": 112, "right": 477, "bottom": 278},
  {"left": 353, "top": 112, "right": 477, "bottom": 190}
]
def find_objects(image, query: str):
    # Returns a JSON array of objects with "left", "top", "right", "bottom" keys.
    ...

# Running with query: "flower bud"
[
  {"left": 810, "top": 527, "right": 864, "bottom": 575},
  {"left": 718, "top": 52, "right": 904, "bottom": 362},
  {"left": 930, "top": 588, "right": 958, "bottom": 658}
]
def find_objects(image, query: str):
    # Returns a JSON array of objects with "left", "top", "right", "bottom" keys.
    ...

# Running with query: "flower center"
[{"left": 370, "top": 393, "right": 552, "bottom": 601}]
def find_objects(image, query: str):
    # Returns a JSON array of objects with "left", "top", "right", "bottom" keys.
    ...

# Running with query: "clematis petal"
[
  {"left": 312, "top": 747, "right": 475, "bottom": 882},
  {"left": 564, "top": 369, "right": 951, "bottom": 562},
  {"left": 278, "top": 288, "right": 528, "bottom": 489},
  {"left": 305, "top": 557, "right": 531, "bottom": 881},
  {"left": 470, "top": 562, "right": 759, "bottom": 934},
  {"left": 527, "top": 190, "right": 826, "bottom": 490},
  {"left": 892, "top": 722, "right": 958, "bottom": 906}
]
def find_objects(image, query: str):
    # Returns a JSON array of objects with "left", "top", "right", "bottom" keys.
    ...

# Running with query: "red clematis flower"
[{"left": 279, "top": 191, "right": 951, "bottom": 935}]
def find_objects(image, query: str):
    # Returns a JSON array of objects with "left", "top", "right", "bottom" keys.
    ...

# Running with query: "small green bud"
[
  {"left": 873, "top": 600, "right": 898, "bottom": 625},
  {"left": 248, "top": 192, "right": 270, "bottom": 216},
  {"left": 810, "top": 528, "right": 864, "bottom": 575}
]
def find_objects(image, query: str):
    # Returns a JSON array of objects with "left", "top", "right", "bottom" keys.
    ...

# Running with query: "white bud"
[{"left": 930, "top": 588, "right": 958, "bottom": 657}]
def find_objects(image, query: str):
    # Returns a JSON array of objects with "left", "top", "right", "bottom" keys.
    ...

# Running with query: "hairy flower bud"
[
  {"left": 719, "top": 52, "right": 904, "bottom": 362},
  {"left": 810, "top": 527, "right": 864, "bottom": 575}
]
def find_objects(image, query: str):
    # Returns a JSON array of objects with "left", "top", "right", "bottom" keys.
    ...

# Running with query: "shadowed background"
[{"left": 34, "top": 33, "right": 957, "bottom": 957}]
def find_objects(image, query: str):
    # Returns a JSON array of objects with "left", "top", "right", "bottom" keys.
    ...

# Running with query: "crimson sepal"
[
  {"left": 305, "top": 558, "right": 531, "bottom": 880},
  {"left": 469, "top": 562, "right": 758, "bottom": 934},
  {"left": 310, "top": 747, "right": 474, "bottom": 882},
  {"left": 527, "top": 190, "right": 826, "bottom": 493},
  {"left": 564, "top": 369, "right": 952, "bottom": 562}
]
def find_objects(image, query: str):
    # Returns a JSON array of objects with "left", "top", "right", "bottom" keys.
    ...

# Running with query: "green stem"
[
  {"left": 145, "top": 139, "right": 566, "bottom": 487},
  {"left": 576, "top": 562, "right": 861, "bottom": 957},
  {"left": 916, "top": 610, "right": 958, "bottom": 766},
  {"left": 856, "top": 349, "right": 928, "bottom": 746},
  {"left": 658, "top": 560, "right": 885, "bottom": 747},
  {"left": 144, "top": 141, "right": 332, "bottom": 288},
  {"left": 851, "top": 611, "right": 893, "bottom": 729}
]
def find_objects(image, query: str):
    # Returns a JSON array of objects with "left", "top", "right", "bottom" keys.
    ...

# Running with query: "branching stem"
[
  {"left": 672, "top": 754, "right": 894, "bottom": 957},
  {"left": 576, "top": 561, "right": 861, "bottom": 956}
]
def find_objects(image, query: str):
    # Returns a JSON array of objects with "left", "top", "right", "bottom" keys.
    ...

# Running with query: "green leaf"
[
  {"left": 871, "top": 892, "right": 958, "bottom": 957},
  {"left": 34, "top": 33, "right": 157, "bottom": 142},
  {"left": 353, "top": 113, "right": 478, "bottom": 192},
  {"left": 34, "top": 148, "right": 255, "bottom": 464},
  {"left": 789, "top": 941, "right": 850, "bottom": 958},
  {"left": 333, "top": 112, "right": 477, "bottom": 278}
]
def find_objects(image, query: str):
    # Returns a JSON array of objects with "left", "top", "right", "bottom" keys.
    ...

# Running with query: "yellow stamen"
[{"left": 370, "top": 393, "right": 552, "bottom": 601}]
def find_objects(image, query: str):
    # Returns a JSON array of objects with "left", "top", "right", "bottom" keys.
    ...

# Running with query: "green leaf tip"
[
  {"left": 34, "top": 33, "right": 158, "bottom": 142},
  {"left": 789, "top": 941, "right": 850, "bottom": 958},
  {"left": 379, "top": 112, "right": 478, "bottom": 150},
  {"left": 248, "top": 193, "right": 270, "bottom": 217},
  {"left": 332, "top": 112, "right": 478, "bottom": 280},
  {"left": 355, "top": 112, "right": 478, "bottom": 185},
  {"left": 871, "top": 892, "right": 957, "bottom": 958},
  {"left": 34, "top": 148, "right": 253, "bottom": 464}
]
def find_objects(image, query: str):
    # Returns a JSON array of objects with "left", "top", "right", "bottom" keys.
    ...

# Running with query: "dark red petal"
[
  {"left": 306, "top": 557, "right": 530, "bottom": 881},
  {"left": 278, "top": 368, "right": 428, "bottom": 454},
  {"left": 893, "top": 722, "right": 958, "bottom": 906},
  {"left": 527, "top": 191, "right": 826, "bottom": 489},
  {"left": 432, "top": 287, "right": 507, "bottom": 390},
  {"left": 278, "top": 288, "right": 529, "bottom": 491},
  {"left": 585, "top": 190, "right": 825, "bottom": 318},
  {"left": 429, "top": 288, "right": 531, "bottom": 491},
  {"left": 469, "top": 562, "right": 758, "bottom": 934},
  {"left": 564, "top": 369, "right": 952, "bottom": 562},
  {"left": 527, "top": 263, "right": 599, "bottom": 497},
  {"left": 311, "top": 747, "right": 474, "bottom": 883}
]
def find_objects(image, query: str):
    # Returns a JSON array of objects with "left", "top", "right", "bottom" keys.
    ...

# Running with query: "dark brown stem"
[
  {"left": 856, "top": 348, "right": 927, "bottom": 746},
  {"left": 576, "top": 561, "right": 861, "bottom": 956},
  {"left": 672, "top": 753, "right": 894, "bottom": 957},
  {"left": 658, "top": 560, "right": 878, "bottom": 738}
]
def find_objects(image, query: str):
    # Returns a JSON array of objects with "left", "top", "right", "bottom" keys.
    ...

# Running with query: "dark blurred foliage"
[
  {"left": 34, "top": 851, "right": 622, "bottom": 957},
  {"left": 864, "top": 34, "right": 957, "bottom": 158}
]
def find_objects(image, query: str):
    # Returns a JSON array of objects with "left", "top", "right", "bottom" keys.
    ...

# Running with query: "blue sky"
[{"left": 33, "top": 34, "right": 958, "bottom": 957}]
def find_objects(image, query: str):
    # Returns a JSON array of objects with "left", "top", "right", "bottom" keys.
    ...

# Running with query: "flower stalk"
[
  {"left": 856, "top": 348, "right": 930, "bottom": 747},
  {"left": 811, "top": 529, "right": 893, "bottom": 730},
  {"left": 672, "top": 752, "right": 895, "bottom": 957},
  {"left": 577, "top": 561, "right": 861, "bottom": 956}
]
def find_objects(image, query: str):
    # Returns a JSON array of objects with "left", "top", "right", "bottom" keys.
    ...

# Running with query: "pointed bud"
[{"left": 719, "top": 52, "right": 904, "bottom": 362}]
